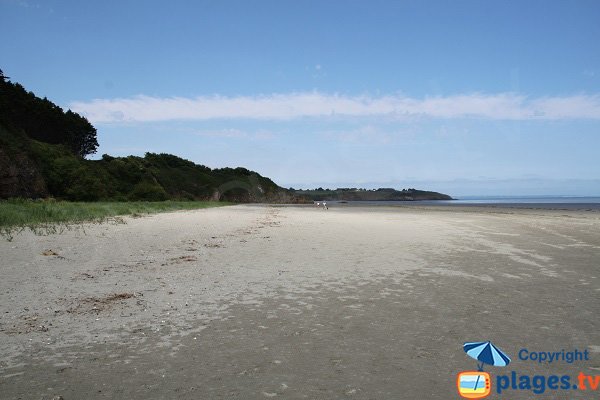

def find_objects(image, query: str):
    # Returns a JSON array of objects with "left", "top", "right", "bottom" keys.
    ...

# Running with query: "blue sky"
[{"left": 2, "top": 0, "right": 600, "bottom": 196}]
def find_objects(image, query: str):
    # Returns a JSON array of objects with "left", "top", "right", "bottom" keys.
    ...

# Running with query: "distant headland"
[{"left": 292, "top": 187, "right": 453, "bottom": 202}]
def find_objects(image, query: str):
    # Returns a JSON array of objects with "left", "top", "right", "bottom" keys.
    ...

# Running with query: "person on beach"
[{"left": 323, "top": 202, "right": 328, "bottom": 210}]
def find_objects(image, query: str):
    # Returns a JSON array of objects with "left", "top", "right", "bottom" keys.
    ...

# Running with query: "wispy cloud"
[
  {"left": 323, "top": 125, "right": 398, "bottom": 144},
  {"left": 193, "top": 128, "right": 278, "bottom": 141},
  {"left": 70, "top": 92, "right": 600, "bottom": 124},
  {"left": 1, "top": 0, "right": 44, "bottom": 10},
  {"left": 194, "top": 128, "right": 247, "bottom": 138}
]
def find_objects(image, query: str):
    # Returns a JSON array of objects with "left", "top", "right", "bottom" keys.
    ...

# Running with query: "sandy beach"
[{"left": 0, "top": 204, "right": 599, "bottom": 399}]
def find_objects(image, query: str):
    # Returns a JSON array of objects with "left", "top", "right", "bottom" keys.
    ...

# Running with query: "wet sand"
[{"left": 0, "top": 205, "right": 599, "bottom": 399}]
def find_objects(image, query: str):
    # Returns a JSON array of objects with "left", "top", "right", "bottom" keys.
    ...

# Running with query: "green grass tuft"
[{"left": 0, "top": 199, "right": 232, "bottom": 240}]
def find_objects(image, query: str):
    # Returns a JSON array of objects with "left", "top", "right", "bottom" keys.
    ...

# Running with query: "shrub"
[{"left": 128, "top": 182, "right": 168, "bottom": 201}]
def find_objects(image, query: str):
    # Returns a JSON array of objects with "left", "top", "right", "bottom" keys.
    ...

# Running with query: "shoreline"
[
  {"left": 312, "top": 199, "right": 600, "bottom": 211},
  {"left": 275, "top": 202, "right": 600, "bottom": 216}
]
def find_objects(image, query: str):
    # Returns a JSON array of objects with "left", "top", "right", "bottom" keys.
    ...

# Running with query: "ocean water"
[{"left": 330, "top": 196, "right": 600, "bottom": 210}]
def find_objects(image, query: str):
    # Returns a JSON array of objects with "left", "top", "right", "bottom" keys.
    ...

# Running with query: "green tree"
[{"left": 0, "top": 77, "right": 98, "bottom": 157}]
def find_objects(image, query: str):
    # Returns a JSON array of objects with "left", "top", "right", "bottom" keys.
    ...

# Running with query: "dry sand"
[{"left": 0, "top": 204, "right": 599, "bottom": 399}]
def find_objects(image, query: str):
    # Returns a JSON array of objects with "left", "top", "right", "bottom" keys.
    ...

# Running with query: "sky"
[{"left": 1, "top": 0, "right": 600, "bottom": 196}]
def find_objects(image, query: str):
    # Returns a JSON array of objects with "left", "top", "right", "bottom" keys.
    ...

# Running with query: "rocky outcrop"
[{"left": 0, "top": 148, "right": 48, "bottom": 199}]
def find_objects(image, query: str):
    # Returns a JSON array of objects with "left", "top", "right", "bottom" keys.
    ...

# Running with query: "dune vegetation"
[{"left": 0, "top": 199, "right": 231, "bottom": 240}]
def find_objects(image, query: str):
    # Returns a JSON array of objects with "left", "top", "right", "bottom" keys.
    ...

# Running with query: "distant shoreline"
[{"left": 303, "top": 197, "right": 600, "bottom": 211}]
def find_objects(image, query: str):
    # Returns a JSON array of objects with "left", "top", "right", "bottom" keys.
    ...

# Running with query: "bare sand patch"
[{"left": 0, "top": 205, "right": 598, "bottom": 398}]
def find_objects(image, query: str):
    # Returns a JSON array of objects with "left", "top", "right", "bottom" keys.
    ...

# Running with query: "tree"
[{"left": 0, "top": 77, "right": 98, "bottom": 157}]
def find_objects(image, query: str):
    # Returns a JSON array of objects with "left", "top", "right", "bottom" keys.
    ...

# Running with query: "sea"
[{"left": 328, "top": 196, "right": 600, "bottom": 210}]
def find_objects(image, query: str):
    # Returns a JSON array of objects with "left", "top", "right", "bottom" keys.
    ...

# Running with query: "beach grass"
[{"left": 0, "top": 199, "right": 232, "bottom": 240}]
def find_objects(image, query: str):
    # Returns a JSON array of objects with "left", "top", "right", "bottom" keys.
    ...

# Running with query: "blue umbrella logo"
[
  {"left": 462, "top": 341, "right": 511, "bottom": 395},
  {"left": 464, "top": 341, "right": 511, "bottom": 371}
]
